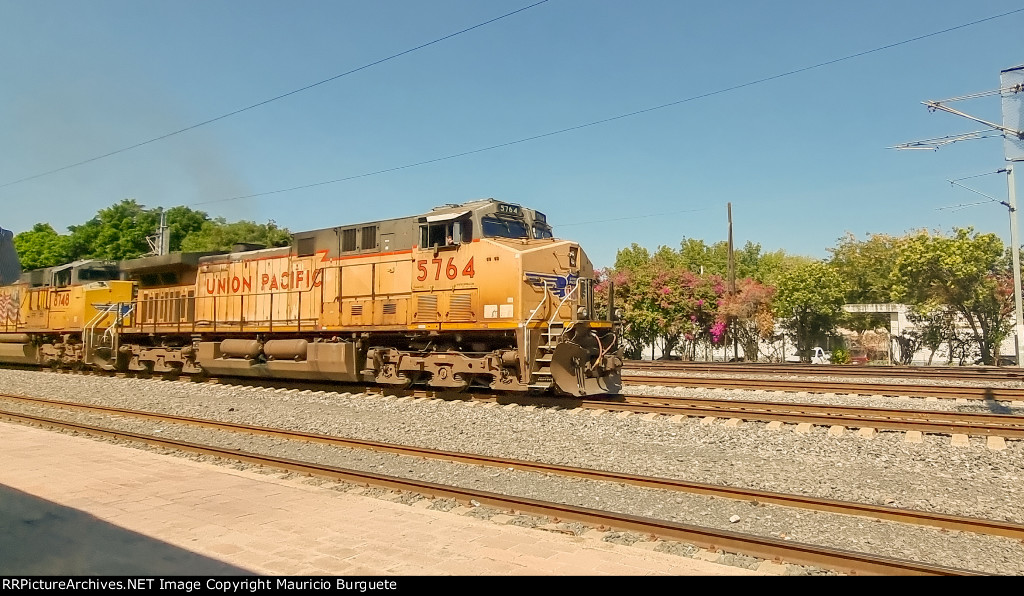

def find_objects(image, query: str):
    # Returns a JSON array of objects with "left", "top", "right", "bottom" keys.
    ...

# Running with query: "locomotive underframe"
[{"left": 2, "top": 323, "right": 621, "bottom": 396}]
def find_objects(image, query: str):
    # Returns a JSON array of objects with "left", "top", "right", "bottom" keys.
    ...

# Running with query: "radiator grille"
[
  {"left": 382, "top": 302, "right": 397, "bottom": 315},
  {"left": 448, "top": 294, "right": 473, "bottom": 322},
  {"left": 415, "top": 295, "right": 438, "bottom": 322}
]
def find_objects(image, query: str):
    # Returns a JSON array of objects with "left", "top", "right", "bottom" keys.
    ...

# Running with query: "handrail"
[
  {"left": 523, "top": 282, "right": 551, "bottom": 374},
  {"left": 524, "top": 282, "right": 550, "bottom": 329},
  {"left": 548, "top": 279, "right": 582, "bottom": 326},
  {"left": 83, "top": 302, "right": 128, "bottom": 364},
  {"left": 103, "top": 303, "right": 133, "bottom": 342},
  {"left": 84, "top": 303, "right": 117, "bottom": 331}
]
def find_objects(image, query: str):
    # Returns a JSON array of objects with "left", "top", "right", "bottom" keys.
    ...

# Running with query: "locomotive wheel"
[
  {"left": 162, "top": 363, "right": 183, "bottom": 381},
  {"left": 376, "top": 363, "right": 412, "bottom": 388}
]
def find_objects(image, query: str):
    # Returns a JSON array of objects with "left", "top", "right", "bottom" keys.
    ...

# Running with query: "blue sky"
[{"left": 2, "top": 0, "right": 1023, "bottom": 269}]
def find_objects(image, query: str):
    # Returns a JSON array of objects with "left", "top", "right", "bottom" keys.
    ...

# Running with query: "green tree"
[
  {"left": 596, "top": 267, "right": 656, "bottom": 360},
  {"left": 891, "top": 307, "right": 938, "bottom": 366},
  {"left": 773, "top": 261, "right": 847, "bottom": 362},
  {"left": 828, "top": 232, "right": 905, "bottom": 349},
  {"left": 12, "top": 223, "right": 71, "bottom": 270},
  {"left": 613, "top": 243, "right": 652, "bottom": 271},
  {"left": 891, "top": 228, "right": 1012, "bottom": 365},
  {"left": 734, "top": 241, "right": 786, "bottom": 283},
  {"left": 180, "top": 219, "right": 291, "bottom": 252},
  {"left": 67, "top": 199, "right": 159, "bottom": 261},
  {"left": 14, "top": 200, "right": 292, "bottom": 269},
  {"left": 676, "top": 238, "right": 726, "bottom": 275},
  {"left": 904, "top": 306, "right": 957, "bottom": 365},
  {"left": 601, "top": 245, "right": 659, "bottom": 359},
  {"left": 758, "top": 251, "right": 815, "bottom": 287},
  {"left": 828, "top": 232, "right": 902, "bottom": 303},
  {"left": 163, "top": 205, "right": 211, "bottom": 252}
]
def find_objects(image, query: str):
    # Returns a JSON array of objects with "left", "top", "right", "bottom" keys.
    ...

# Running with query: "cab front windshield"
[{"left": 481, "top": 216, "right": 529, "bottom": 239}]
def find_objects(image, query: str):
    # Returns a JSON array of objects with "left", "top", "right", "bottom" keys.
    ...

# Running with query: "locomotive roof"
[
  {"left": 120, "top": 251, "right": 226, "bottom": 273},
  {"left": 197, "top": 244, "right": 291, "bottom": 265},
  {"left": 290, "top": 198, "right": 522, "bottom": 238}
]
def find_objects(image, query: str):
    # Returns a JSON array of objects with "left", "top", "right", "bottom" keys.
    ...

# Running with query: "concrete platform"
[{"left": 0, "top": 422, "right": 765, "bottom": 576}]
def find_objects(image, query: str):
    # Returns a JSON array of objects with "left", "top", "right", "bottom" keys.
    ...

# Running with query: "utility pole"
[
  {"left": 1006, "top": 164, "right": 1024, "bottom": 363},
  {"left": 892, "top": 64, "right": 1024, "bottom": 366},
  {"left": 159, "top": 210, "right": 170, "bottom": 256},
  {"left": 1001, "top": 65, "right": 1024, "bottom": 366},
  {"left": 727, "top": 203, "right": 737, "bottom": 361},
  {"left": 146, "top": 208, "right": 171, "bottom": 256}
]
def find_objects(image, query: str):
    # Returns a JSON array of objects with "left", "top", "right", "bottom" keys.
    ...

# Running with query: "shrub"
[{"left": 831, "top": 347, "right": 852, "bottom": 364}]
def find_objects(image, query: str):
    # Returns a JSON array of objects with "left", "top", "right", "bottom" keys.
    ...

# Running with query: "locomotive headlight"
[{"left": 577, "top": 305, "right": 588, "bottom": 319}]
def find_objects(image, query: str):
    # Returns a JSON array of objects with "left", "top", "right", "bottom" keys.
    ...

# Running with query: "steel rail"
[
  {"left": 627, "top": 361, "right": 1024, "bottom": 381},
  {"left": 0, "top": 409, "right": 976, "bottom": 576},
  {"left": 596, "top": 395, "right": 1024, "bottom": 438},
  {"left": 3, "top": 393, "right": 1023, "bottom": 541},
  {"left": 622, "top": 374, "right": 1024, "bottom": 400}
]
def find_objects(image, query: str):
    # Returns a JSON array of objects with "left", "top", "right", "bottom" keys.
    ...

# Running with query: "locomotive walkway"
[{"left": 0, "top": 422, "right": 763, "bottom": 576}]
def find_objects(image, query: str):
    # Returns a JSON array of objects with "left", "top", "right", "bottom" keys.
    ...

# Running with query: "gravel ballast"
[{"left": 1, "top": 368, "right": 1022, "bottom": 575}]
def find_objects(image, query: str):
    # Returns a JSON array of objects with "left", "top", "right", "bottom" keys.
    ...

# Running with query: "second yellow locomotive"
[{"left": 0, "top": 199, "right": 622, "bottom": 396}]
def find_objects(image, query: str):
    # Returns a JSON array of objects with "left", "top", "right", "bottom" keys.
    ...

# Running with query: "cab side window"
[
  {"left": 419, "top": 218, "right": 472, "bottom": 248},
  {"left": 457, "top": 220, "right": 472, "bottom": 242},
  {"left": 420, "top": 224, "right": 453, "bottom": 247},
  {"left": 53, "top": 270, "right": 71, "bottom": 288}
]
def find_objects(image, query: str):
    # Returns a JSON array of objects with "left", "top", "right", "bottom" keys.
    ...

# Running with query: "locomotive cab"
[{"left": 409, "top": 200, "right": 621, "bottom": 395}]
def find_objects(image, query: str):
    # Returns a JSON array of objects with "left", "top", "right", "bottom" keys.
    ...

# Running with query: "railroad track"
[
  {"left": 12, "top": 369, "right": 1024, "bottom": 440},
  {"left": 4, "top": 392, "right": 1020, "bottom": 539},
  {"left": 623, "top": 373, "right": 1024, "bottom": 401},
  {"left": 627, "top": 360, "right": 1024, "bottom": 382},
  {"left": 0, "top": 397, "right": 983, "bottom": 576},
  {"left": 12, "top": 363, "right": 1024, "bottom": 404},
  {"left": 597, "top": 395, "right": 1024, "bottom": 439}
]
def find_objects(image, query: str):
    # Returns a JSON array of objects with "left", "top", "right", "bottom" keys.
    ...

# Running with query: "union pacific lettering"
[
  {"left": 205, "top": 275, "right": 253, "bottom": 295},
  {"left": 260, "top": 269, "right": 322, "bottom": 291},
  {"left": 203, "top": 269, "right": 323, "bottom": 295}
]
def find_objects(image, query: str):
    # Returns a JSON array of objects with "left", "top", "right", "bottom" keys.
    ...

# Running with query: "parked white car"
[{"left": 785, "top": 347, "right": 831, "bottom": 364}]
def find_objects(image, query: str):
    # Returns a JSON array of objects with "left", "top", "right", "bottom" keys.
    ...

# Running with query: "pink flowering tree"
[
  {"left": 598, "top": 243, "right": 741, "bottom": 360},
  {"left": 648, "top": 267, "right": 727, "bottom": 359},
  {"left": 718, "top": 278, "right": 777, "bottom": 361},
  {"left": 595, "top": 266, "right": 659, "bottom": 359}
]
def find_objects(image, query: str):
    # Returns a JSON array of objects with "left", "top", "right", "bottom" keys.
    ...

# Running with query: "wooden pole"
[{"left": 728, "top": 203, "right": 737, "bottom": 360}]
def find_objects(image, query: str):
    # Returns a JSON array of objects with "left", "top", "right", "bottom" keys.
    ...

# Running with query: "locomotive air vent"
[
  {"left": 415, "top": 295, "right": 438, "bottom": 322},
  {"left": 350, "top": 304, "right": 363, "bottom": 316},
  {"left": 449, "top": 294, "right": 473, "bottom": 322},
  {"left": 383, "top": 302, "right": 397, "bottom": 315}
]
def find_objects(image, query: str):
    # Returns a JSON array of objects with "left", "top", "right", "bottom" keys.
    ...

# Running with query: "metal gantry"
[{"left": 893, "top": 64, "right": 1024, "bottom": 367}]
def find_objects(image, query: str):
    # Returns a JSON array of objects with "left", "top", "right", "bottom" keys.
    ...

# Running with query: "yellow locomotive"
[{"left": 0, "top": 199, "right": 622, "bottom": 396}]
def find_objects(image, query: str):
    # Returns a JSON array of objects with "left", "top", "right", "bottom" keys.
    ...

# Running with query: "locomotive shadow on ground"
[
  {"left": 0, "top": 484, "right": 250, "bottom": 575},
  {"left": 63, "top": 371, "right": 626, "bottom": 408}
]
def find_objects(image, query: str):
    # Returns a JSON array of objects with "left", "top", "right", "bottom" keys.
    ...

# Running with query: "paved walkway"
[{"left": 0, "top": 422, "right": 770, "bottom": 576}]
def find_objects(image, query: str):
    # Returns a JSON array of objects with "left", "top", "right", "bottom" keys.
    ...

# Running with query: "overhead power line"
[
  {"left": 558, "top": 207, "right": 711, "bottom": 227},
  {"left": 0, "top": 0, "right": 551, "bottom": 191},
  {"left": 937, "top": 170, "right": 1011, "bottom": 211},
  {"left": 192, "top": 6, "right": 1024, "bottom": 207}
]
